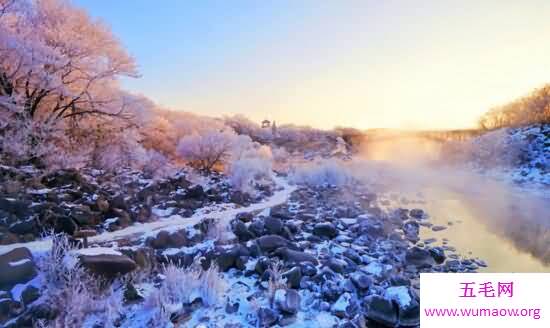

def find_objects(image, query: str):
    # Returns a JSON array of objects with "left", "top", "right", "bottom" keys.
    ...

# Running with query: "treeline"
[
  {"left": 478, "top": 84, "right": 550, "bottom": 130},
  {"left": 0, "top": 0, "right": 347, "bottom": 192}
]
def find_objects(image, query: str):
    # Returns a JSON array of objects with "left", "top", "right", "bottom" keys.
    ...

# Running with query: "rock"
[
  {"left": 54, "top": 215, "right": 79, "bottom": 235},
  {"left": 231, "top": 219, "right": 254, "bottom": 242},
  {"left": 274, "top": 289, "right": 300, "bottom": 314},
  {"left": 332, "top": 293, "right": 357, "bottom": 319},
  {"left": 0, "top": 297, "right": 21, "bottom": 320},
  {"left": 21, "top": 285, "right": 40, "bottom": 305},
  {"left": 256, "top": 235, "right": 291, "bottom": 252},
  {"left": 255, "top": 257, "right": 272, "bottom": 275},
  {"left": 270, "top": 205, "right": 293, "bottom": 220},
  {"left": 8, "top": 219, "right": 37, "bottom": 235},
  {"left": 282, "top": 267, "right": 302, "bottom": 289},
  {"left": 0, "top": 198, "right": 32, "bottom": 217},
  {"left": 124, "top": 282, "right": 144, "bottom": 304},
  {"left": 343, "top": 248, "right": 362, "bottom": 264},
  {"left": 146, "top": 230, "right": 170, "bottom": 249},
  {"left": 366, "top": 295, "right": 398, "bottom": 327},
  {"left": 399, "top": 299, "right": 420, "bottom": 327},
  {"left": 0, "top": 232, "right": 19, "bottom": 245},
  {"left": 409, "top": 208, "right": 424, "bottom": 219},
  {"left": 350, "top": 271, "right": 372, "bottom": 290},
  {"left": 321, "top": 280, "right": 342, "bottom": 302},
  {"left": 327, "top": 258, "right": 348, "bottom": 274},
  {"left": 225, "top": 300, "right": 239, "bottom": 314},
  {"left": 431, "top": 225, "right": 447, "bottom": 232},
  {"left": 300, "top": 263, "right": 317, "bottom": 276},
  {"left": 364, "top": 261, "right": 389, "bottom": 278},
  {"left": 146, "top": 230, "right": 188, "bottom": 249},
  {"left": 217, "top": 247, "right": 240, "bottom": 272},
  {"left": 0, "top": 247, "right": 37, "bottom": 288},
  {"left": 79, "top": 253, "right": 136, "bottom": 278},
  {"left": 186, "top": 185, "right": 205, "bottom": 199},
  {"left": 358, "top": 218, "right": 385, "bottom": 237},
  {"left": 313, "top": 222, "right": 339, "bottom": 239},
  {"left": 384, "top": 286, "right": 412, "bottom": 308},
  {"left": 96, "top": 197, "right": 110, "bottom": 213},
  {"left": 257, "top": 307, "right": 278, "bottom": 327},
  {"left": 70, "top": 205, "right": 99, "bottom": 226},
  {"left": 402, "top": 220, "right": 420, "bottom": 241},
  {"left": 41, "top": 169, "right": 82, "bottom": 188},
  {"left": 230, "top": 191, "right": 249, "bottom": 205},
  {"left": 167, "top": 230, "right": 188, "bottom": 248},
  {"left": 429, "top": 246, "right": 446, "bottom": 264},
  {"left": 248, "top": 220, "right": 265, "bottom": 237},
  {"left": 264, "top": 217, "right": 283, "bottom": 235},
  {"left": 274, "top": 247, "right": 318, "bottom": 265},
  {"left": 236, "top": 212, "right": 254, "bottom": 223},
  {"left": 111, "top": 208, "right": 132, "bottom": 227},
  {"left": 405, "top": 246, "right": 435, "bottom": 267}
]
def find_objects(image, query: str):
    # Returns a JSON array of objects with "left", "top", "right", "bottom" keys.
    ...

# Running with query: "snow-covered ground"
[
  {"left": 466, "top": 124, "right": 549, "bottom": 193},
  {"left": 0, "top": 176, "right": 295, "bottom": 257}
]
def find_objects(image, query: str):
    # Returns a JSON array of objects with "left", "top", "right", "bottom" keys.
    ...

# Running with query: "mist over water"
[{"left": 351, "top": 135, "right": 550, "bottom": 272}]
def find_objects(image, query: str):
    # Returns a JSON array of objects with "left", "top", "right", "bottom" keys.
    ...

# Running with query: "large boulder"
[
  {"left": 0, "top": 247, "right": 37, "bottom": 288},
  {"left": 405, "top": 247, "right": 436, "bottom": 267},
  {"left": 231, "top": 219, "right": 254, "bottom": 242},
  {"left": 256, "top": 235, "right": 291, "bottom": 252},
  {"left": 350, "top": 271, "right": 373, "bottom": 291},
  {"left": 365, "top": 295, "right": 398, "bottom": 327},
  {"left": 79, "top": 251, "right": 136, "bottom": 278},
  {"left": 263, "top": 217, "right": 283, "bottom": 235},
  {"left": 313, "top": 222, "right": 339, "bottom": 239},
  {"left": 274, "top": 247, "right": 318, "bottom": 265}
]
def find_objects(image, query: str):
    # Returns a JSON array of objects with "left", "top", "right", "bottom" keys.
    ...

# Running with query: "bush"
[
  {"left": 145, "top": 261, "right": 227, "bottom": 322},
  {"left": 227, "top": 143, "right": 273, "bottom": 193},
  {"left": 176, "top": 130, "right": 235, "bottom": 173},
  {"left": 38, "top": 234, "right": 123, "bottom": 327},
  {"left": 290, "top": 159, "right": 351, "bottom": 187}
]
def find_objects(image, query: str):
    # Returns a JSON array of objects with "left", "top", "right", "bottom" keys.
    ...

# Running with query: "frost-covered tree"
[
  {"left": 0, "top": 0, "right": 137, "bottom": 123},
  {"left": 176, "top": 130, "right": 235, "bottom": 173}
]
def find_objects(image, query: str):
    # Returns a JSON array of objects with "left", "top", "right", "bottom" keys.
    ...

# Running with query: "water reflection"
[{"left": 419, "top": 188, "right": 550, "bottom": 273}]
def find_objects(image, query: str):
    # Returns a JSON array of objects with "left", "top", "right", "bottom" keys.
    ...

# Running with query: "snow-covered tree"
[
  {"left": 0, "top": 0, "right": 137, "bottom": 123},
  {"left": 176, "top": 129, "right": 235, "bottom": 173}
]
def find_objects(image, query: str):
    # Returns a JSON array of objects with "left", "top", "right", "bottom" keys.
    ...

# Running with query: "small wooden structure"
[
  {"left": 261, "top": 119, "right": 271, "bottom": 128},
  {"left": 73, "top": 229, "right": 97, "bottom": 248}
]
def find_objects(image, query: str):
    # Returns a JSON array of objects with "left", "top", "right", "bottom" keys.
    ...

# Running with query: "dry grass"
[
  {"left": 144, "top": 259, "right": 228, "bottom": 323},
  {"left": 37, "top": 234, "right": 123, "bottom": 327},
  {"left": 266, "top": 260, "right": 288, "bottom": 306},
  {"left": 205, "top": 218, "right": 235, "bottom": 245}
]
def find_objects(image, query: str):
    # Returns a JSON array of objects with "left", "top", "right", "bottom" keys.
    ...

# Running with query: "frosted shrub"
[
  {"left": 142, "top": 149, "right": 176, "bottom": 179},
  {"left": 266, "top": 260, "right": 287, "bottom": 305},
  {"left": 176, "top": 130, "right": 235, "bottom": 173},
  {"left": 228, "top": 157, "right": 273, "bottom": 193},
  {"left": 38, "top": 234, "right": 123, "bottom": 327},
  {"left": 92, "top": 128, "right": 149, "bottom": 172},
  {"left": 290, "top": 159, "right": 351, "bottom": 187},
  {"left": 145, "top": 261, "right": 227, "bottom": 315},
  {"left": 227, "top": 142, "right": 273, "bottom": 193},
  {"left": 468, "top": 129, "right": 525, "bottom": 168},
  {"left": 444, "top": 129, "right": 526, "bottom": 168},
  {"left": 206, "top": 219, "right": 235, "bottom": 244}
]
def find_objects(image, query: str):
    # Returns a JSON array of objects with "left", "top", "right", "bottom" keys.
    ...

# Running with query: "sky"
[{"left": 75, "top": 0, "right": 550, "bottom": 130}]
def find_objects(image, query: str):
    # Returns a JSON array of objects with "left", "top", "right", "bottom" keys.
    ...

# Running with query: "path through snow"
[{"left": 0, "top": 176, "right": 296, "bottom": 255}]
